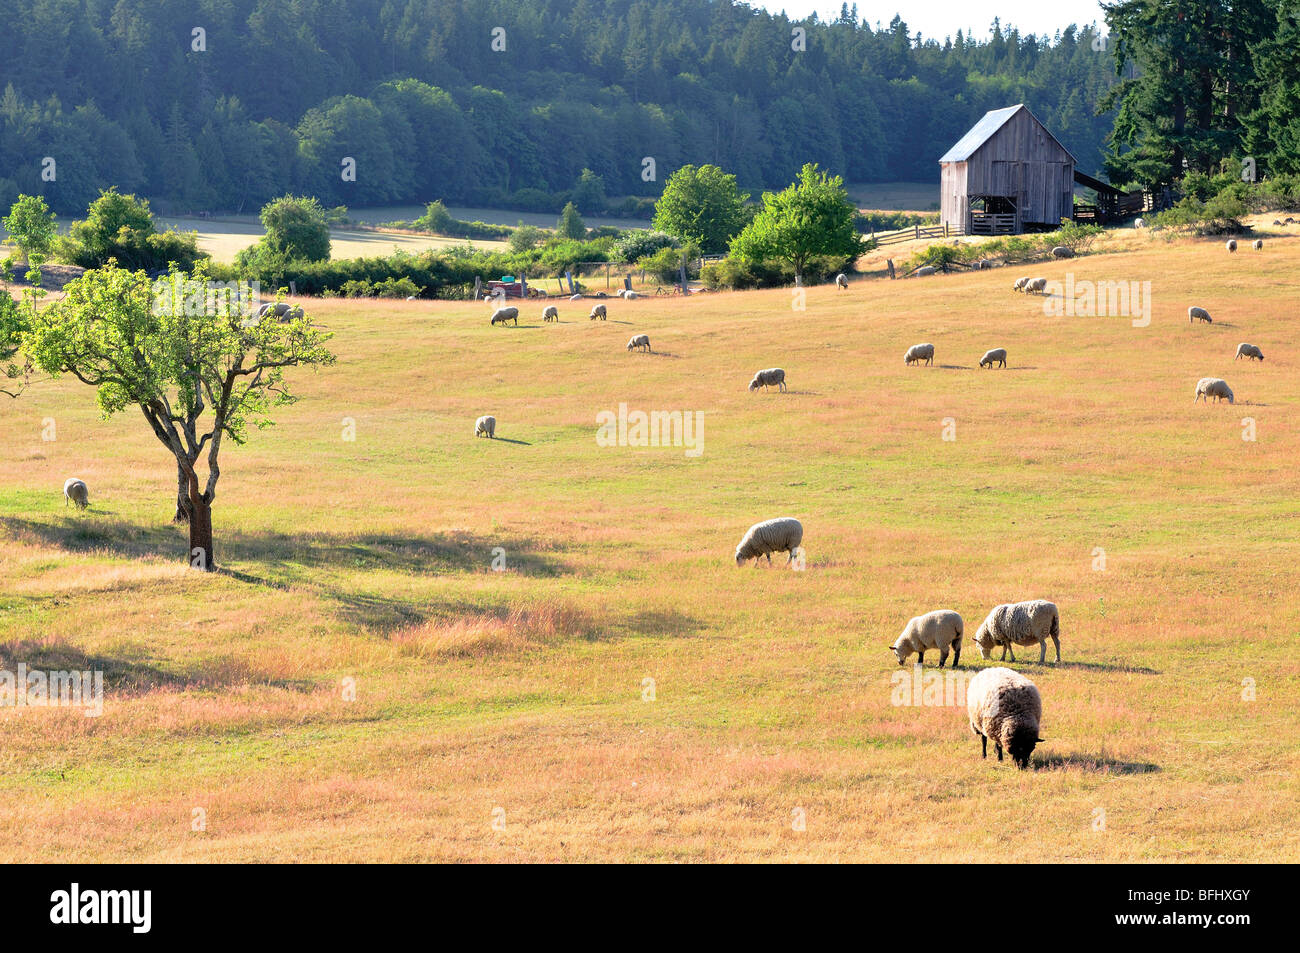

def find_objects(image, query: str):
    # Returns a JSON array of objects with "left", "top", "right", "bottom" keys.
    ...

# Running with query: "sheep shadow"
[
  {"left": 489, "top": 437, "right": 532, "bottom": 445},
  {"left": 1051, "top": 660, "right": 1160, "bottom": 675},
  {"left": 0, "top": 638, "right": 316, "bottom": 694},
  {"left": 938, "top": 364, "right": 973, "bottom": 370},
  {"left": 1034, "top": 753, "right": 1161, "bottom": 775},
  {"left": 778, "top": 389, "right": 821, "bottom": 396},
  {"left": 643, "top": 351, "right": 681, "bottom": 359}
]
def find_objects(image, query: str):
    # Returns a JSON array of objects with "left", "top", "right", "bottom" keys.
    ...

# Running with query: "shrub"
[{"left": 614, "top": 229, "right": 679, "bottom": 263}]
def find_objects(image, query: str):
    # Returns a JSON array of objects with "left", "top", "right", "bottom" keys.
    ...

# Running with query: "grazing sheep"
[
  {"left": 569, "top": 294, "right": 583, "bottom": 301},
  {"left": 1195, "top": 377, "right": 1235, "bottom": 404},
  {"left": 1226, "top": 239, "right": 1238, "bottom": 252},
  {"left": 1024, "top": 277, "right": 1048, "bottom": 295},
  {"left": 542, "top": 305, "right": 559, "bottom": 322},
  {"left": 1134, "top": 217, "right": 1146, "bottom": 228},
  {"left": 1188, "top": 306, "right": 1212, "bottom": 324},
  {"left": 490, "top": 306, "right": 520, "bottom": 326},
  {"left": 1050, "top": 245, "right": 1074, "bottom": 259},
  {"left": 63, "top": 478, "right": 89, "bottom": 510},
  {"left": 257, "top": 302, "right": 302, "bottom": 322},
  {"left": 748, "top": 367, "right": 787, "bottom": 392},
  {"left": 888, "top": 610, "right": 964, "bottom": 668},
  {"left": 967, "top": 667, "right": 1043, "bottom": 769},
  {"left": 1012, "top": 277, "right": 1030, "bottom": 292},
  {"left": 623, "top": 290, "right": 638, "bottom": 299},
  {"left": 977, "top": 259, "right": 993, "bottom": 269},
  {"left": 589, "top": 304, "right": 607, "bottom": 321},
  {"left": 979, "top": 347, "right": 1007, "bottom": 368},
  {"left": 626, "top": 333, "right": 651, "bottom": 352},
  {"left": 1252, "top": 239, "right": 1264, "bottom": 251},
  {"left": 474, "top": 415, "right": 496, "bottom": 438},
  {"left": 974, "top": 600, "right": 1061, "bottom": 664},
  {"left": 1235, "top": 343, "right": 1264, "bottom": 361},
  {"left": 904, "top": 343, "right": 935, "bottom": 366},
  {"left": 734, "top": 517, "right": 803, "bottom": 567},
  {"left": 835, "top": 273, "right": 849, "bottom": 290},
  {"left": 913, "top": 266, "right": 937, "bottom": 277}
]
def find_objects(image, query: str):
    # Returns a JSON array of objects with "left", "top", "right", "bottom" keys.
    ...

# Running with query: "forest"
[{"left": 0, "top": 0, "right": 1123, "bottom": 215}]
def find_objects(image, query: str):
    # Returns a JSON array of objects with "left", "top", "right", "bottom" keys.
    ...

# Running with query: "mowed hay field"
[{"left": 2, "top": 234, "right": 1299, "bottom": 862}]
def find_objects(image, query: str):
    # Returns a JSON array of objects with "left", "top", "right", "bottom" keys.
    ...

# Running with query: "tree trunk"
[
  {"left": 187, "top": 473, "right": 215, "bottom": 571},
  {"left": 173, "top": 462, "right": 193, "bottom": 523}
]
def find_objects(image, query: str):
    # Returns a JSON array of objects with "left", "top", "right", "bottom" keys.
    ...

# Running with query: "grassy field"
[{"left": 1, "top": 226, "right": 1298, "bottom": 862}]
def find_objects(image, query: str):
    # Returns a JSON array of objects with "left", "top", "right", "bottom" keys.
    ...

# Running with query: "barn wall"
[
  {"left": 940, "top": 162, "right": 967, "bottom": 229},
  {"left": 962, "top": 109, "right": 1074, "bottom": 226}
]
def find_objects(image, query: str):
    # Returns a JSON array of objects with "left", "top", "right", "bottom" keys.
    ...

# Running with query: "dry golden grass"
[{"left": 1, "top": 224, "right": 1299, "bottom": 862}]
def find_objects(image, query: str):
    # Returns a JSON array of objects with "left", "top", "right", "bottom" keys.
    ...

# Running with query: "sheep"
[
  {"left": 1252, "top": 239, "right": 1264, "bottom": 251},
  {"left": 589, "top": 304, "right": 607, "bottom": 321},
  {"left": 569, "top": 294, "right": 583, "bottom": 301},
  {"left": 1024, "top": 277, "right": 1048, "bottom": 295},
  {"left": 1012, "top": 277, "right": 1030, "bottom": 292},
  {"left": 490, "top": 306, "right": 519, "bottom": 326},
  {"left": 904, "top": 343, "right": 935, "bottom": 366},
  {"left": 474, "top": 415, "right": 496, "bottom": 438},
  {"left": 1235, "top": 343, "right": 1264, "bottom": 361},
  {"left": 976, "top": 259, "right": 993, "bottom": 269},
  {"left": 257, "top": 302, "right": 303, "bottom": 322},
  {"left": 63, "top": 478, "right": 89, "bottom": 510},
  {"left": 1188, "top": 306, "right": 1212, "bottom": 324},
  {"left": 1050, "top": 245, "right": 1074, "bottom": 259},
  {"left": 1226, "top": 239, "right": 1238, "bottom": 253},
  {"left": 623, "top": 290, "right": 638, "bottom": 300},
  {"left": 1195, "top": 377, "right": 1234, "bottom": 404},
  {"left": 888, "top": 610, "right": 964, "bottom": 668},
  {"left": 913, "top": 266, "right": 937, "bottom": 277},
  {"left": 748, "top": 367, "right": 787, "bottom": 392},
  {"left": 542, "top": 305, "right": 559, "bottom": 322},
  {"left": 1134, "top": 217, "right": 1146, "bottom": 228},
  {"left": 967, "top": 667, "right": 1043, "bottom": 769},
  {"left": 1273, "top": 220, "right": 1283, "bottom": 226},
  {"left": 835, "top": 273, "right": 849, "bottom": 290},
  {"left": 973, "top": 600, "right": 1061, "bottom": 664},
  {"left": 734, "top": 517, "right": 803, "bottom": 567},
  {"left": 978, "top": 347, "right": 1007, "bottom": 369},
  {"left": 626, "top": 333, "right": 651, "bottom": 352}
]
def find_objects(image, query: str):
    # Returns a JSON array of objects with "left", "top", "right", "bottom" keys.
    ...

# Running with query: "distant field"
[
  {"left": 847, "top": 181, "right": 941, "bottom": 212},
  {"left": 2, "top": 225, "right": 1299, "bottom": 861}
]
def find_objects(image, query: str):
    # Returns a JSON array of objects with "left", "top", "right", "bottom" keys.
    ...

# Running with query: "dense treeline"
[{"left": 0, "top": 0, "right": 1120, "bottom": 215}]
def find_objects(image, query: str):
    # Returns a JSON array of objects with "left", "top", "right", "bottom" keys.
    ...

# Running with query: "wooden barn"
[{"left": 939, "top": 104, "right": 1075, "bottom": 235}]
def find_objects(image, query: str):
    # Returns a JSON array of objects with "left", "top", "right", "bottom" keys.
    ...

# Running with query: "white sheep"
[
  {"left": 542, "top": 305, "right": 559, "bottom": 322},
  {"left": 257, "top": 302, "right": 303, "bottom": 322},
  {"left": 623, "top": 290, "right": 638, "bottom": 300},
  {"left": 888, "top": 610, "right": 964, "bottom": 668},
  {"left": 490, "top": 306, "right": 519, "bottom": 326},
  {"left": 474, "top": 415, "right": 496, "bottom": 438},
  {"left": 1024, "top": 277, "right": 1048, "bottom": 295},
  {"left": 979, "top": 347, "right": 1007, "bottom": 368},
  {"left": 1252, "top": 239, "right": 1263, "bottom": 251},
  {"left": 913, "top": 266, "right": 937, "bottom": 277},
  {"left": 835, "top": 273, "right": 849, "bottom": 290},
  {"left": 1012, "top": 277, "right": 1030, "bottom": 292},
  {"left": 974, "top": 600, "right": 1061, "bottom": 664},
  {"left": 1050, "top": 245, "right": 1074, "bottom": 259},
  {"left": 1226, "top": 239, "right": 1238, "bottom": 253},
  {"left": 967, "top": 667, "right": 1044, "bottom": 769},
  {"left": 1195, "top": 377, "right": 1234, "bottom": 404},
  {"left": 626, "top": 333, "right": 651, "bottom": 352},
  {"left": 63, "top": 478, "right": 89, "bottom": 509},
  {"left": 904, "top": 343, "right": 935, "bottom": 366},
  {"left": 734, "top": 517, "right": 803, "bottom": 567},
  {"left": 1188, "top": 306, "right": 1212, "bottom": 324},
  {"left": 589, "top": 304, "right": 607, "bottom": 321},
  {"left": 1134, "top": 217, "right": 1146, "bottom": 228},
  {"left": 748, "top": 367, "right": 787, "bottom": 392},
  {"left": 1235, "top": 343, "right": 1264, "bottom": 361},
  {"left": 569, "top": 294, "right": 583, "bottom": 301}
]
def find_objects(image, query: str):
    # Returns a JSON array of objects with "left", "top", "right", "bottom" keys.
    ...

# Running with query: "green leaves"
[
  {"left": 652, "top": 165, "right": 751, "bottom": 256},
  {"left": 729, "top": 163, "right": 864, "bottom": 278}
]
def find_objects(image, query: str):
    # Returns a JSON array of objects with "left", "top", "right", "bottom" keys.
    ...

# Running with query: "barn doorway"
[{"left": 968, "top": 195, "right": 1018, "bottom": 234}]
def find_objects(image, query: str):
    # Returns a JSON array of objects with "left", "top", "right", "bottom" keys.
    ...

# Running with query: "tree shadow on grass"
[
  {"left": 1034, "top": 752, "right": 1161, "bottom": 775},
  {"left": 613, "top": 609, "right": 705, "bottom": 640},
  {"left": 0, "top": 638, "right": 316, "bottom": 694}
]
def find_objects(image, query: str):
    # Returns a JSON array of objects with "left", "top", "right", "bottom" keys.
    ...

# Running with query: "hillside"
[{"left": 1, "top": 226, "right": 1298, "bottom": 861}]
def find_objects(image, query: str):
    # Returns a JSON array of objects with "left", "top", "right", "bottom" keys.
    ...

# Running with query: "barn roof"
[{"left": 938, "top": 104, "right": 1076, "bottom": 164}]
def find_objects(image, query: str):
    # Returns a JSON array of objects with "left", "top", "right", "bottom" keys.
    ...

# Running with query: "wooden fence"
[{"left": 870, "top": 222, "right": 963, "bottom": 246}]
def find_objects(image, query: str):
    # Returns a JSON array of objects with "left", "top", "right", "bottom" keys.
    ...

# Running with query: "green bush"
[
  {"left": 701, "top": 255, "right": 846, "bottom": 290},
  {"left": 614, "top": 230, "right": 679, "bottom": 263},
  {"left": 411, "top": 201, "right": 512, "bottom": 240}
]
